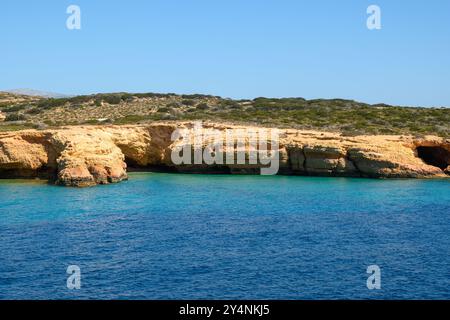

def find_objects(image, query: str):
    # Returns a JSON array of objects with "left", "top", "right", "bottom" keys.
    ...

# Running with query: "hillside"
[{"left": 0, "top": 92, "right": 448, "bottom": 137}]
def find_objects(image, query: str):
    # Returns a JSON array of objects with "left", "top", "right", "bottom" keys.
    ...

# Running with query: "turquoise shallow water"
[{"left": 0, "top": 173, "right": 449, "bottom": 299}]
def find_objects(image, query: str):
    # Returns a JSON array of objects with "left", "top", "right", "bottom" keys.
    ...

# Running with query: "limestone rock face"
[
  {"left": 0, "top": 128, "right": 127, "bottom": 186},
  {"left": 52, "top": 130, "right": 128, "bottom": 186},
  {"left": 0, "top": 123, "right": 448, "bottom": 186},
  {"left": 0, "top": 132, "right": 57, "bottom": 177},
  {"left": 301, "top": 145, "right": 357, "bottom": 176},
  {"left": 0, "top": 111, "right": 5, "bottom": 122}
]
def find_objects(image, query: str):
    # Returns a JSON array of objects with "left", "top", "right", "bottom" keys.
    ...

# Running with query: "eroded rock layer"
[{"left": 0, "top": 123, "right": 448, "bottom": 186}]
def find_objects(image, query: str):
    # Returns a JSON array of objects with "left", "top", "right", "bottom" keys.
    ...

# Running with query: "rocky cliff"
[{"left": 0, "top": 122, "right": 448, "bottom": 186}]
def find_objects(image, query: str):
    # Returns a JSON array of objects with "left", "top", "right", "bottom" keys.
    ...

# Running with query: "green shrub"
[
  {"left": 37, "top": 98, "right": 68, "bottom": 109},
  {"left": 157, "top": 107, "right": 170, "bottom": 113},
  {"left": 5, "top": 113, "right": 27, "bottom": 121},
  {"left": 43, "top": 120, "right": 56, "bottom": 126},
  {"left": 220, "top": 100, "right": 240, "bottom": 108},
  {"left": 0, "top": 123, "right": 35, "bottom": 132},
  {"left": 181, "top": 94, "right": 215, "bottom": 99},
  {"left": 26, "top": 107, "right": 42, "bottom": 115},
  {"left": 83, "top": 119, "right": 101, "bottom": 125},
  {"left": 182, "top": 99, "right": 196, "bottom": 106},
  {"left": 3, "top": 104, "right": 28, "bottom": 112},
  {"left": 196, "top": 103, "right": 209, "bottom": 110},
  {"left": 133, "top": 92, "right": 175, "bottom": 99},
  {"left": 166, "top": 102, "right": 182, "bottom": 108},
  {"left": 120, "top": 93, "right": 134, "bottom": 102},
  {"left": 102, "top": 95, "right": 122, "bottom": 105}
]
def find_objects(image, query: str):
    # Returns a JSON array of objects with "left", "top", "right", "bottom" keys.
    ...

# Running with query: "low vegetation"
[{"left": 0, "top": 91, "right": 448, "bottom": 137}]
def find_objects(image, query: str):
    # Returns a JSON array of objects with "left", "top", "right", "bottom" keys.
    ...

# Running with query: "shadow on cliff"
[{"left": 416, "top": 146, "right": 450, "bottom": 173}]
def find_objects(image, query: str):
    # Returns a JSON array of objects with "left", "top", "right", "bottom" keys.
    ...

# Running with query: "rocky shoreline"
[{"left": 0, "top": 122, "right": 449, "bottom": 187}]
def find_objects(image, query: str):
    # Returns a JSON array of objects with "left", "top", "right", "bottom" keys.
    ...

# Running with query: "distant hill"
[
  {"left": 0, "top": 91, "right": 41, "bottom": 105},
  {"left": 3, "top": 89, "right": 70, "bottom": 99}
]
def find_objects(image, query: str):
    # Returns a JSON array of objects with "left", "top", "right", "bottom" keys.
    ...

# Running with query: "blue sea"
[{"left": 0, "top": 173, "right": 449, "bottom": 300}]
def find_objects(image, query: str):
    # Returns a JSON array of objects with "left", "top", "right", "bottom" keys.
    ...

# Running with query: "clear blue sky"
[{"left": 1, "top": 0, "right": 450, "bottom": 106}]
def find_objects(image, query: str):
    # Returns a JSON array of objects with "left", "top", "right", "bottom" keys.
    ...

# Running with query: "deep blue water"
[{"left": 0, "top": 173, "right": 449, "bottom": 300}]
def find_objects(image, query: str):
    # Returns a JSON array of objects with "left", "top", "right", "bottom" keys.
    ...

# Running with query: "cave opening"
[
  {"left": 124, "top": 156, "right": 140, "bottom": 169},
  {"left": 124, "top": 157, "right": 180, "bottom": 173},
  {"left": 123, "top": 156, "right": 236, "bottom": 174},
  {"left": 416, "top": 146, "right": 450, "bottom": 171}
]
